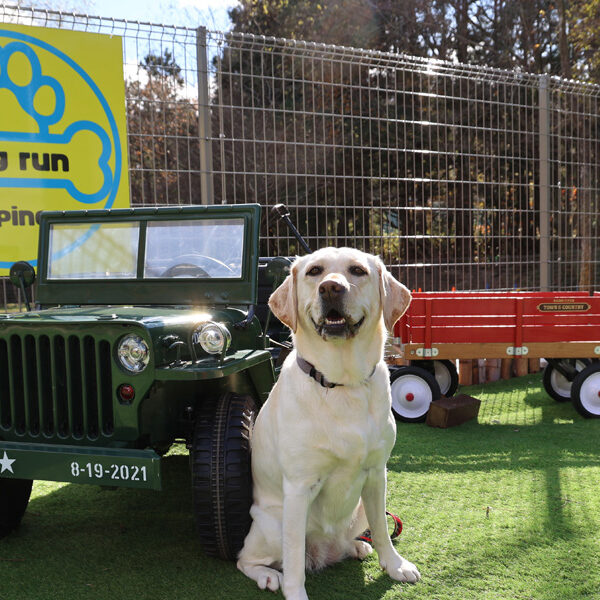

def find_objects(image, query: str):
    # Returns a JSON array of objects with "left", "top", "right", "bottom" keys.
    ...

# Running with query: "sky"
[
  {"left": 40, "top": 0, "right": 240, "bottom": 90},
  {"left": 58, "top": 0, "right": 237, "bottom": 31}
]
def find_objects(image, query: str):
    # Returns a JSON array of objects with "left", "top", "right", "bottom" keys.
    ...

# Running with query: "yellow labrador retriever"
[{"left": 237, "top": 247, "right": 420, "bottom": 600}]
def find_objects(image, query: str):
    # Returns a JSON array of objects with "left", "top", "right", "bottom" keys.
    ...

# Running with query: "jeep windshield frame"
[{"left": 36, "top": 204, "right": 261, "bottom": 306}]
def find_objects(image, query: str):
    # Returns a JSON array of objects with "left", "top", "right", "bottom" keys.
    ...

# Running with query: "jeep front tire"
[
  {"left": 190, "top": 392, "right": 256, "bottom": 560},
  {"left": 0, "top": 478, "right": 33, "bottom": 538}
]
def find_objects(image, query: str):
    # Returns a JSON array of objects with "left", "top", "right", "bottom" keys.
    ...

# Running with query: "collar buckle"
[{"left": 296, "top": 355, "right": 339, "bottom": 388}]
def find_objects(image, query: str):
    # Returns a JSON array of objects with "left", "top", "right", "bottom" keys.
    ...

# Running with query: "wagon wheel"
[
  {"left": 571, "top": 362, "right": 600, "bottom": 419},
  {"left": 190, "top": 392, "right": 256, "bottom": 560},
  {"left": 543, "top": 359, "right": 591, "bottom": 403},
  {"left": 411, "top": 359, "right": 459, "bottom": 398},
  {"left": 390, "top": 365, "right": 441, "bottom": 423},
  {"left": 0, "top": 477, "right": 33, "bottom": 538}
]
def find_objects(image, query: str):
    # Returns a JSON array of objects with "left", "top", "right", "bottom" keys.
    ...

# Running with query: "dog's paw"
[
  {"left": 282, "top": 587, "right": 309, "bottom": 600},
  {"left": 352, "top": 540, "right": 373, "bottom": 560},
  {"left": 256, "top": 566, "right": 284, "bottom": 592},
  {"left": 380, "top": 553, "right": 421, "bottom": 583}
]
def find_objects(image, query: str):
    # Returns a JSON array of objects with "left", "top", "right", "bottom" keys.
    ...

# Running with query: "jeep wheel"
[
  {"left": 0, "top": 478, "right": 33, "bottom": 538},
  {"left": 190, "top": 392, "right": 256, "bottom": 560}
]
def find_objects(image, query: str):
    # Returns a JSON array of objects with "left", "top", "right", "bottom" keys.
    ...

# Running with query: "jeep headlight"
[
  {"left": 193, "top": 322, "right": 231, "bottom": 355},
  {"left": 118, "top": 334, "right": 150, "bottom": 372}
]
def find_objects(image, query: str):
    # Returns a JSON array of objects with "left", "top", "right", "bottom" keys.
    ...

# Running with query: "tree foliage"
[
  {"left": 127, "top": 51, "right": 200, "bottom": 206},
  {"left": 227, "top": 0, "right": 590, "bottom": 77}
]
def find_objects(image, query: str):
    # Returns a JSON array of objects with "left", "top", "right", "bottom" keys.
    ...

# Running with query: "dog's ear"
[
  {"left": 268, "top": 265, "right": 298, "bottom": 332},
  {"left": 379, "top": 262, "right": 412, "bottom": 331}
]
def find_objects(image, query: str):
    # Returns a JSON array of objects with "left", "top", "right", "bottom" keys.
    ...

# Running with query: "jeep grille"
[{"left": 0, "top": 333, "right": 114, "bottom": 440}]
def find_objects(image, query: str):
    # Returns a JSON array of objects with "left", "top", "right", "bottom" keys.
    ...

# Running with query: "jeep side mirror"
[{"left": 9, "top": 261, "right": 36, "bottom": 311}]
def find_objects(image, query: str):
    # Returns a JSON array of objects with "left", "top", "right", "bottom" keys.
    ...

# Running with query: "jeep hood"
[{"left": 0, "top": 305, "right": 245, "bottom": 326}]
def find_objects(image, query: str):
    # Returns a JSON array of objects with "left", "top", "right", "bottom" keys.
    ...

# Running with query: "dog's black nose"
[{"left": 319, "top": 280, "right": 345, "bottom": 300}]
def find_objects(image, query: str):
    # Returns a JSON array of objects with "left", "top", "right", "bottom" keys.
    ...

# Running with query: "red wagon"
[{"left": 390, "top": 291, "right": 600, "bottom": 422}]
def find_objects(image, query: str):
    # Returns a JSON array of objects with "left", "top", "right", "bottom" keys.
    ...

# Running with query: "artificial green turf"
[{"left": 2, "top": 373, "right": 600, "bottom": 599}]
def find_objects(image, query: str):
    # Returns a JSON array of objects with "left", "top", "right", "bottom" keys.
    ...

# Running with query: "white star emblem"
[{"left": 0, "top": 451, "right": 15, "bottom": 474}]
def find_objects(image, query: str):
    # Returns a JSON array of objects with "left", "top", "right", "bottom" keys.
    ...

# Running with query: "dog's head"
[{"left": 269, "top": 247, "right": 411, "bottom": 341}]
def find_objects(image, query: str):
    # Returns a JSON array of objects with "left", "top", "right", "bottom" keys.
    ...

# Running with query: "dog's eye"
[
  {"left": 349, "top": 265, "right": 367, "bottom": 276},
  {"left": 306, "top": 265, "right": 323, "bottom": 276}
]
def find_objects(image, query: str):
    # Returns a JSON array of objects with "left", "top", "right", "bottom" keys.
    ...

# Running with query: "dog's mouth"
[{"left": 312, "top": 309, "right": 365, "bottom": 338}]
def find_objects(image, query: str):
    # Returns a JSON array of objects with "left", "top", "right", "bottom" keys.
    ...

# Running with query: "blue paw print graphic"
[
  {"left": 0, "top": 40, "right": 65, "bottom": 131},
  {"left": 0, "top": 40, "right": 113, "bottom": 204},
  {"left": 0, "top": 30, "right": 122, "bottom": 208}
]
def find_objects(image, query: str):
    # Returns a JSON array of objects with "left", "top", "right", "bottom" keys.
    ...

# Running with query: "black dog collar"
[
  {"left": 296, "top": 355, "right": 377, "bottom": 389},
  {"left": 296, "top": 355, "right": 339, "bottom": 388}
]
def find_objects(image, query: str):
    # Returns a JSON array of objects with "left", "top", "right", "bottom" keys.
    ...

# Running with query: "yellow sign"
[{"left": 0, "top": 23, "right": 130, "bottom": 275}]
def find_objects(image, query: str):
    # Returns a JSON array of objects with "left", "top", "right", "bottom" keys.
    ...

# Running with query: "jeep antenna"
[{"left": 271, "top": 204, "right": 311, "bottom": 253}]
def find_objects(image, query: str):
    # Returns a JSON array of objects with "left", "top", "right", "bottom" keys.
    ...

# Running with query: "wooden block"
[
  {"left": 459, "top": 359, "right": 473, "bottom": 386},
  {"left": 514, "top": 357, "right": 528, "bottom": 377},
  {"left": 485, "top": 358, "right": 501, "bottom": 382},
  {"left": 528, "top": 358, "right": 540, "bottom": 374},
  {"left": 426, "top": 394, "right": 481, "bottom": 428},
  {"left": 472, "top": 360, "right": 480, "bottom": 384},
  {"left": 501, "top": 358, "right": 512, "bottom": 379},
  {"left": 478, "top": 359, "right": 486, "bottom": 383}
]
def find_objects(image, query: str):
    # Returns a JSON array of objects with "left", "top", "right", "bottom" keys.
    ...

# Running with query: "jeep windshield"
[
  {"left": 36, "top": 205, "right": 261, "bottom": 306},
  {"left": 47, "top": 218, "right": 245, "bottom": 280}
]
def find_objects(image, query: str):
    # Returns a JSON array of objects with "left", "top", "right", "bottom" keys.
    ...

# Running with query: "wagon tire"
[
  {"left": 411, "top": 359, "right": 459, "bottom": 397},
  {"left": 543, "top": 359, "right": 591, "bottom": 403},
  {"left": 190, "top": 392, "right": 256, "bottom": 560},
  {"left": 0, "top": 477, "right": 33, "bottom": 538},
  {"left": 390, "top": 365, "right": 441, "bottom": 423},
  {"left": 571, "top": 362, "right": 600, "bottom": 419}
]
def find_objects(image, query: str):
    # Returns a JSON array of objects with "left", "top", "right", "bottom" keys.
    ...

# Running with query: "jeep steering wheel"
[
  {"left": 160, "top": 254, "right": 234, "bottom": 278},
  {"left": 161, "top": 263, "right": 211, "bottom": 278}
]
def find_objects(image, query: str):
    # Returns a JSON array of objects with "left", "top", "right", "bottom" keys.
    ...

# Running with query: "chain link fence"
[{"left": 1, "top": 4, "right": 599, "bottom": 310}]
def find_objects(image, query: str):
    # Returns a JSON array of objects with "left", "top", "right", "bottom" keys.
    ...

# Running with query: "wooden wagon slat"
[
  {"left": 410, "top": 292, "right": 596, "bottom": 299},
  {"left": 523, "top": 314, "right": 600, "bottom": 326},
  {"left": 397, "top": 342, "right": 600, "bottom": 361},
  {"left": 402, "top": 324, "right": 600, "bottom": 345},
  {"left": 404, "top": 314, "right": 600, "bottom": 327},
  {"left": 406, "top": 315, "right": 515, "bottom": 323}
]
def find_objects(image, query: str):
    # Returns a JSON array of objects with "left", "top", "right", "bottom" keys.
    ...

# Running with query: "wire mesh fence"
[{"left": 0, "top": 4, "right": 599, "bottom": 310}]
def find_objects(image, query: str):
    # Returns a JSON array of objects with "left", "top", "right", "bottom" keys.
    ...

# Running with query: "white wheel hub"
[
  {"left": 550, "top": 360, "right": 587, "bottom": 398},
  {"left": 391, "top": 374, "right": 433, "bottom": 419},
  {"left": 434, "top": 361, "right": 452, "bottom": 396},
  {"left": 578, "top": 372, "right": 600, "bottom": 415}
]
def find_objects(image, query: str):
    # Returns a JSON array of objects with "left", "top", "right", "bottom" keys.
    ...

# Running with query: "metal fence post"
[
  {"left": 196, "top": 26, "right": 214, "bottom": 204},
  {"left": 538, "top": 74, "right": 551, "bottom": 291}
]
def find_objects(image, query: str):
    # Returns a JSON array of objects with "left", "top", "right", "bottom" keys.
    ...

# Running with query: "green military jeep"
[{"left": 0, "top": 203, "right": 291, "bottom": 560}]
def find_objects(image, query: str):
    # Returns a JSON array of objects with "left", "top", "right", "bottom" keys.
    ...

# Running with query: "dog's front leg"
[
  {"left": 361, "top": 467, "right": 421, "bottom": 583},
  {"left": 281, "top": 477, "right": 319, "bottom": 600}
]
